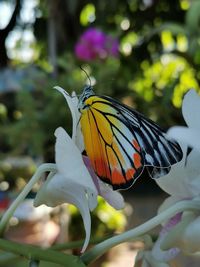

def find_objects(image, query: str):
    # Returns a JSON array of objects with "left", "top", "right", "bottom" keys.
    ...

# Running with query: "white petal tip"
[
  {"left": 54, "top": 127, "right": 65, "bottom": 138},
  {"left": 80, "top": 231, "right": 90, "bottom": 253},
  {"left": 54, "top": 86, "right": 64, "bottom": 92},
  {"left": 98, "top": 180, "right": 125, "bottom": 210},
  {"left": 71, "top": 91, "right": 77, "bottom": 97},
  {"left": 54, "top": 86, "right": 71, "bottom": 97},
  {"left": 80, "top": 246, "right": 86, "bottom": 254}
]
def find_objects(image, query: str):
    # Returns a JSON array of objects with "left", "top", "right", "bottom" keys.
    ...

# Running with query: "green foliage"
[{"left": 131, "top": 55, "right": 199, "bottom": 108}]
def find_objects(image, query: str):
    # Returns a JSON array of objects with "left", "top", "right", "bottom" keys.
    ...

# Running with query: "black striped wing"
[{"left": 101, "top": 95, "right": 183, "bottom": 179}]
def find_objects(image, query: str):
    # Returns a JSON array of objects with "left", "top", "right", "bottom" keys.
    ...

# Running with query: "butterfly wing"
[
  {"left": 102, "top": 96, "right": 183, "bottom": 174},
  {"left": 79, "top": 95, "right": 183, "bottom": 190},
  {"left": 80, "top": 96, "right": 145, "bottom": 190}
]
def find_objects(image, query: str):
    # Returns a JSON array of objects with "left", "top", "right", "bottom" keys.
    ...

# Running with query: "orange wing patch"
[
  {"left": 125, "top": 168, "right": 136, "bottom": 180},
  {"left": 133, "top": 153, "right": 142, "bottom": 169},
  {"left": 133, "top": 139, "right": 141, "bottom": 151},
  {"left": 112, "top": 169, "right": 126, "bottom": 185}
]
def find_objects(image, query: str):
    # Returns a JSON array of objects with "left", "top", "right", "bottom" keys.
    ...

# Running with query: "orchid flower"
[
  {"left": 151, "top": 89, "right": 200, "bottom": 260},
  {"left": 168, "top": 89, "right": 200, "bottom": 151},
  {"left": 34, "top": 127, "right": 98, "bottom": 252},
  {"left": 34, "top": 87, "right": 124, "bottom": 252}
]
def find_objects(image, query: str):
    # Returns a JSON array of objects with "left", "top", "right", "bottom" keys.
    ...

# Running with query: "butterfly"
[{"left": 78, "top": 85, "right": 183, "bottom": 190}]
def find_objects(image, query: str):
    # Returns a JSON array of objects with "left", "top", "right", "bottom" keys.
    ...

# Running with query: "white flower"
[
  {"left": 159, "top": 211, "right": 200, "bottom": 254},
  {"left": 156, "top": 89, "right": 200, "bottom": 200},
  {"left": 168, "top": 89, "right": 200, "bottom": 151},
  {"left": 155, "top": 147, "right": 200, "bottom": 254},
  {"left": 134, "top": 215, "right": 181, "bottom": 266},
  {"left": 156, "top": 147, "right": 200, "bottom": 200},
  {"left": 153, "top": 89, "right": 200, "bottom": 258},
  {"left": 34, "top": 87, "right": 125, "bottom": 252},
  {"left": 34, "top": 127, "right": 98, "bottom": 252}
]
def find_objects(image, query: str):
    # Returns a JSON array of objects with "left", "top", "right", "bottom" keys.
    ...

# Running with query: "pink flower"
[{"left": 75, "top": 28, "right": 119, "bottom": 61}]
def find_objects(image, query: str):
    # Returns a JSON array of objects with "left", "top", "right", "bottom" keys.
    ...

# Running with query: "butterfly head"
[{"left": 78, "top": 85, "right": 95, "bottom": 112}]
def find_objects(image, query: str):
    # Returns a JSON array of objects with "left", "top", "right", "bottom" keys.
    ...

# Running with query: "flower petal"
[
  {"left": 156, "top": 145, "right": 192, "bottom": 198},
  {"left": 98, "top": 179, "right": 125, "bottom": 210},
  {"left": 168, "top": 127, "right": 200, "bottom": 152},
  {"left": 54, "top": 127, "right": 98, "bottom": 200},
  {"left": 82, "top": 156, "right": 101, "bottom": 194},
  {"left": 152, "top": 214, "right": 181, "bottom": 261},
  {"left": 185, "top": 149, "right": 200, "bottom": 177},
  {"left": 184, "top": 149, "right": 200, "bottom": 196},
  {"left": 55, "top": 87, "right": 85, "bottom": 152},
  {"left": 182, "top": 89, "right": 200, "bottom": 129},
  {"left": 189, "top": 178, "right": 200, "bottom": 198},
  {"left": 83, "top": 156, "right": 125, "bottom": 209},
  {"left": 71, "top": 91, "right": 85, "bottom": 152},
  {"left": 145, "top": 252, "right": 171, "bottom": 267},
  {"left": 160, "top": 212, "right": 196, "bottom": 252},
  {"left": 54, "top": 87, "right": 78, "bottom": 141},
  {"left": 34, "top": 173, "right": 91, "bottom": 252},
  {"left": 158, "top": 196, "right": 184, "bottom": 215},
  {"left": 180, "top": 215, "right": 200, "bottom": 253}
]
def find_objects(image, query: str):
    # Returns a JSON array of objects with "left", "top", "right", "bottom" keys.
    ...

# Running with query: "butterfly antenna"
[{"left": 80, "top": 66, "right": 92, "bottom": 87}]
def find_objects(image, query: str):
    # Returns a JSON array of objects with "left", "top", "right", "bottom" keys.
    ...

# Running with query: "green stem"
[
  {"left": 0, "top": 252, "right": 19, "bottom": 265},
  {"left": 0, "top": 163, "right": 57, "bottom": 236},
  {"left": 52, "top": 235, "right": 112, "bottom": 251},
  {"left": 0, "top": 238, "right": 85, "bottom": 267},
  {"left": 81, "top": 199, "right": 200, "bottom": 265}
]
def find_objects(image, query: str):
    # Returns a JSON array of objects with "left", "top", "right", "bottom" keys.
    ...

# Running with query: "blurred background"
[{"left": 0, "top": 0, "right": 200, "bottom": 266}]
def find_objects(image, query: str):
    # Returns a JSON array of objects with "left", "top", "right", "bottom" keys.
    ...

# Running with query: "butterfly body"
[{"left": 78, "top": 86, "right": 183, "bottom": 190}]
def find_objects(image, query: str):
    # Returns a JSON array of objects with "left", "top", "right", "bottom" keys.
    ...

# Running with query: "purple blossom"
[{"left": 75, "top": 28, "right": 119, "bottom": 61}]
